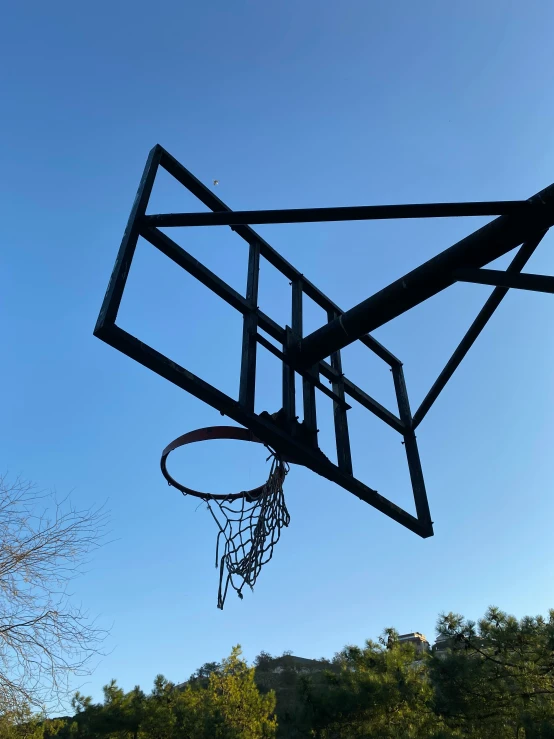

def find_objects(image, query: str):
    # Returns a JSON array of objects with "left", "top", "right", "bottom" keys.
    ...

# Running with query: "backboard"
[{"left": 94, "top": 144, "right": 554, "bottom": 541}]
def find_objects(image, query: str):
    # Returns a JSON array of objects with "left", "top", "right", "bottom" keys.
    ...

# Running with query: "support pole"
[{"left": 297, "top": 186, "right": 554, "bottom": 367}]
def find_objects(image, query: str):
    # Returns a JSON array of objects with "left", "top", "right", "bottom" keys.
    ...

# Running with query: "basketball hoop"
[{"left": 161, "top": 426, "right": 290, "bottom": 609}]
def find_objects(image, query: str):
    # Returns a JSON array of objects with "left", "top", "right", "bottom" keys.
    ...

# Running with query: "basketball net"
[{"left": 205, "top": 453, "right": 290, "bottom": 609}]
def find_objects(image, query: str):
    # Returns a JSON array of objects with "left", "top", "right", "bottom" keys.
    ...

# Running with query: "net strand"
[{"left": 181, "top": 450, "right": 290, "bottom": 609}]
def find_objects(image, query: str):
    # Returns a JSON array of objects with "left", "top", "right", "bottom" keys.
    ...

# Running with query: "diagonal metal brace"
[
  {"left": 454, "top": 268, "right": 554, "bottom": 294},
  {"left": 413, "top": 231, "right": 548, "bottom": 428}
]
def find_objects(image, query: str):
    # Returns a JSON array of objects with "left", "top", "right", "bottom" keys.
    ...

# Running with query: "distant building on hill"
[
  {"left": 268, "top": 655, "right": 329, "bottom": 674},
  {"left": 432, "top": 632, "right": 490, "bottom": 658},
  {"left": 432, "top": 633, "right": 451, "bottom": 658},
  {"left": 397, "top": 632, "right": 431, "bottom": 654},
  {"left": 256, "top": 653, "right": 333, "bottom": 675}
]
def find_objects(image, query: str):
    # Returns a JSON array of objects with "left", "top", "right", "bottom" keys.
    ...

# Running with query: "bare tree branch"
[{"left": 0, "top": 474, "right": 109, "bottom": 712}]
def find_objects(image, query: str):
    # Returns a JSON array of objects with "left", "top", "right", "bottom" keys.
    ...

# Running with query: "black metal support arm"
[
  {"left": 412, "top": 232, "right": 547, "bottom": 429},
  {"left": 454, "top": 267, "right": 554, "bottom": 294},
  {"left": 295, "top": 189, "right": 554, "bottom": 368}
]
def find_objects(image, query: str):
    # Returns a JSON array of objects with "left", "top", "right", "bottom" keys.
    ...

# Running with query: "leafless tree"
[{"left": 0, "top": 474, "right": 109, "bottom": 712}]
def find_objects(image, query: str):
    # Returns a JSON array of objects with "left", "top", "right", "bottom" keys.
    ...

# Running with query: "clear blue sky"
[{"left": 2, "top": 0, "right": 554, "bottom": 704}]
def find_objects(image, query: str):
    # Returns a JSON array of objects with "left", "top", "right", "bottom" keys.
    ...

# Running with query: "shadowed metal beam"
[
  {"left": 454, "top": 267, "right": 554, "bottom": 294},
  {"left": 296, "top": 187, "right": 554, "bottom": 367},
  {"left": 95, "top": 146, "right": 161, "bottom": 331},
  {"left": 392, "top": 364, "right": 432, "bottom": 536},
  {"left": 145, "top": 201, "right": 533, "bottom": 228},
  {"left": 412, "top": 231, "right": 547, "bottom": 429}
]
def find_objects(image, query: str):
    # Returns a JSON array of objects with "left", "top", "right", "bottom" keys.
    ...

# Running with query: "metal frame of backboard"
[{"left": 95, "top": 144, "right": 554, "bottom": 540}]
